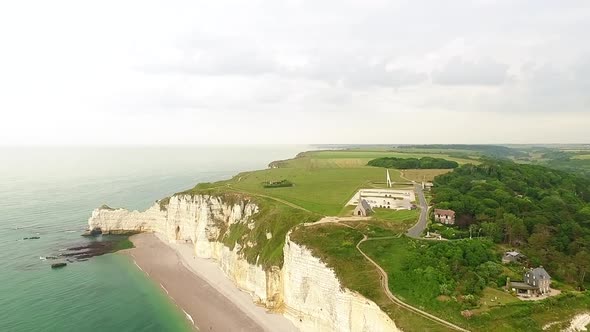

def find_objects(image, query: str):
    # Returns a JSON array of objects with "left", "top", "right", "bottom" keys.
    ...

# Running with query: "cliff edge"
[{"left": 88, "top": 193, "right": 400, "bottom": 332}]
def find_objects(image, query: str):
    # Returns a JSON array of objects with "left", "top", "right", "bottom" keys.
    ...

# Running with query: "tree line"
[
  {"left": 368, "top": 156, "right": 459, "bottom": 169},
  {"left": 432, "top": 159, "right": 590, "bottom": 288}
]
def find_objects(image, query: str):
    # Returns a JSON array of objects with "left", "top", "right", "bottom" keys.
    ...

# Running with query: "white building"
[{"left": 346, "top": 189, "right": 415, "bottom": 210}]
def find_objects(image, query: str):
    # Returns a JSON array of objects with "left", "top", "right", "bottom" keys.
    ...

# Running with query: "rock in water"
[
  {"left": 51, "top": 263, "right": 67, "bottom": 269},
  {"left": 82, "top": 228, "right": 103, "bottom": 237}
]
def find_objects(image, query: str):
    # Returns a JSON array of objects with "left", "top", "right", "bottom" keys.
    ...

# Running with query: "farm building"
[{"left": 502, "top": 251, "right": 525, "bottom": 264}]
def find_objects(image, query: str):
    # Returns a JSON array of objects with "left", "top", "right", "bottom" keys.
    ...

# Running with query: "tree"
[
  {"left": 574, "top": 251, "right": 590, "bottom": 289},
  {"left": 503, "top": 213, "right": 527, "bottom": 246},
  {"left": 481, "top": 222, "right": 502, "bottom": 242}
]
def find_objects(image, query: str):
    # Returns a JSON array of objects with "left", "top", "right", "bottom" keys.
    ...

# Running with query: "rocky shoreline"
[{"left": 44, "top": 234, "right": 134, "bottom": 268}]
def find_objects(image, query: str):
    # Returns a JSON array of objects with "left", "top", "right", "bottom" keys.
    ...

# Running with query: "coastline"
[{"left": 123, "top": 233, "right": 297, "bottom": 332}]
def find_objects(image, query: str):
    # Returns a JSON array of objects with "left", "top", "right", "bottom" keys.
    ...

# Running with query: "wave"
[{"left": 183, "top": 309, "right": 195, "bottom": 326}]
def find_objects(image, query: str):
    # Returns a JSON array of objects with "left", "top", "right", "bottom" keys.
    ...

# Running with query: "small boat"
[{"left": 51, "top": 263, "right": 67, "bottom": 269}]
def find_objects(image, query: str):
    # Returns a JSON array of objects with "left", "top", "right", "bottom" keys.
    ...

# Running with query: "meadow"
[{"left": 224, "top": 150, "right": 474, "bottom": 215}]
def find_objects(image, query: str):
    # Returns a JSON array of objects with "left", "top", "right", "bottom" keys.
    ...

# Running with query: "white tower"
[{"left": 386, "top": 169, "right": 393, "bottom": 188}]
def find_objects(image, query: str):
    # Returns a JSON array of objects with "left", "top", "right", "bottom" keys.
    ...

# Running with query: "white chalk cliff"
[{"left": 89, "top": 194, "right": 400, "bottom": 332}]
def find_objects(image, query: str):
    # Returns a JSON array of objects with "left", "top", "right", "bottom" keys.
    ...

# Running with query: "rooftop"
[
  {"left": 529, "top": 267, "right": 551, "bottom": 280},
  {"left": 359, "top": 199, "right": 372, "bottom": 211},
  {"left": 510, "top": 281, "right": 538, "bottom": 290},
  {"left": 434, "top": 209, "right": 455, "bottom": 217}
]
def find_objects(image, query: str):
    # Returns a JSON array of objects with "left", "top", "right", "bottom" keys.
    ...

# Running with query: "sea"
[{"left": 0, "top": 146, "right": 308, "bottom": 332}]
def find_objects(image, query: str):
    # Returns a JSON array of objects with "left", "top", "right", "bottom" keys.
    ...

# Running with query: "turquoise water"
[{"left": 0, "top": 146, "right": 307, "bottom": 331}]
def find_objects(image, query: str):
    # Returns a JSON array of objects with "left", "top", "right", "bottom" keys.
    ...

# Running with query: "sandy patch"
[{"left": 125, "top": 233, "right": 297, "bottom": 332}]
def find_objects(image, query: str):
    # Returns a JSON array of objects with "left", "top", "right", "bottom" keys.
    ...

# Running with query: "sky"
[{"left": 0, "top": 0, "right": 589, "bottom": 145}]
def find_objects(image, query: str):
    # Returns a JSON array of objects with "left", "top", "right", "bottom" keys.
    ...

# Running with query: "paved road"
[{"left": 406, "top": 183, "right": 429, "bottom": 238}]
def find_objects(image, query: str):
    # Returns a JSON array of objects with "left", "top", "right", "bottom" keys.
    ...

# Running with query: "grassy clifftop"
[{"left": 160, "top": 149, "right": 465, "bottom": 268}]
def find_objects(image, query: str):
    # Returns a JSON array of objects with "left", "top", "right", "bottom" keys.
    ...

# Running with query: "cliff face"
[
  {"left": 88, "top": 194, "right": 399, "bottom": 332},
  {"left": 283, "top": 234, "right": 399, "bottom": 332}
]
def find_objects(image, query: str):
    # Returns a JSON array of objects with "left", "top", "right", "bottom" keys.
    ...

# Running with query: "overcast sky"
[{"left": 0, "top": 0, "right": 589, "bottom": 145}]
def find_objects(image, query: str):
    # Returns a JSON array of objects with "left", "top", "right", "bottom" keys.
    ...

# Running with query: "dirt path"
[
  {"left": 356, "top": 235, "right": 470, "bottom": 332},
  {"left": 226, "top": 185, "right": 314, "bottom": 213},
  {"left": 303, "top": 217, "right": 469, "bottom": 332}
]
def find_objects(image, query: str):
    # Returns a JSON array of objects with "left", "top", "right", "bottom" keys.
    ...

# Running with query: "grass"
[
  {"left": 177, "top": 149, "right": 475, "bottom": 218},
  {"left": 230, "top": 167, "right": 403, "bottom": 215},
  {"left": 338, "top": 209, "right": 420, "bottom": 238},
  {"left": 224, "top": 150, "right": 474, "bottom": 216},
  {"left": 571, "top": 154, "right": 590, "bottom": 160},
  {"left": 222, "top": 196, "right": 321, "bottom": 267},
  {"left": 475, "top": 287, "right": 519, "bottom": 313},
  {"left": 172, "top": 189, "right": 321, "bottom": 268},
  {"left": 373, "top": 208, "right": 419, "bottom": 223},
  {"left": 275, "top": 150, "right": 476, "bottom": 169},
  {"left": 166, "top": 149, "right": 464, "bottom": 270},
  {"left": 400, "top": 169, "right": 453, "bottom": 182}
]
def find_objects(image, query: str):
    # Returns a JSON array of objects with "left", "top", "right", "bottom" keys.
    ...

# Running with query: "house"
[
  {"left": 502, "top": 251, "right": 525, "bottom": 264},
  {"left": 353, "top": 198, "right": 373, "bottom": 216},
  {"left": 507, "top": 267, "right": 552, "bottom": 296},
  {"left": 524, "top": 267, "right": 551, "bottom": 294},
  {"left": 434, "top": 209, "right": 456, "bottom": 225}
]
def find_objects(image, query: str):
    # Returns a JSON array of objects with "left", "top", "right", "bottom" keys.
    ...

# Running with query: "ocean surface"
[{"left": 0, "top": 146, "right": 309, "bottom": 332}]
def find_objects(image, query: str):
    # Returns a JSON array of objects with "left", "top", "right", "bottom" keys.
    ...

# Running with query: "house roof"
[
  {"left": 434, "top": 209, "right": 455, "bottom": 217},
  {"left": 505, "top": 251, "right": 521, "bottom": 257},
  {"left": 529, "top": 267, "right": 551, "bottom": 280},
  {"left": 509, "top": 281, "right": 538, "bottom": 290},
  {"left": 359, "top": 199, "right": 372, "bottom": 211}
]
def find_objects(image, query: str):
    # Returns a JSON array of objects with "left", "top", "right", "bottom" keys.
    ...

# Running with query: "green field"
[
  {"left": 400, "top": 169, "right": 453, "bottom": 182},
  {"left": 231, "top": 167, "right": 401, "bottom": 215},
  {"left": 187, "top": 150, "right": 474, "bottom": 216},
  {"left": 279, "top": 150, "right": 477, "bottom": 169},
  {"left": 174, "top": 149, "right": 468, "bottom": 268},
  {"left": 226, "top": 150, "right": 474, "bottom": 215}
]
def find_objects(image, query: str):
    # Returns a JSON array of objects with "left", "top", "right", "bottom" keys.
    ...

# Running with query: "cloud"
[
  {"left": 432, "top": 57, "right": 510, "bottom": 86},
  {"left": 292, "top": 57, "right": 428, "bottom": 88},
  {"left": 1, "top": 0, "right": 590, "bottom": 145},
  {"left": 139, "top": 42, "right": 428, "bottom": 88}
]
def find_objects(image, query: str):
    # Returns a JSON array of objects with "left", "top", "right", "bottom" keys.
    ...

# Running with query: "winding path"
[
  {"left": 356, "top": 235, "right": 470, "bottom": 332},
  {"left": 303, "top": 217, "right": 469, "bottom": 332}
]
